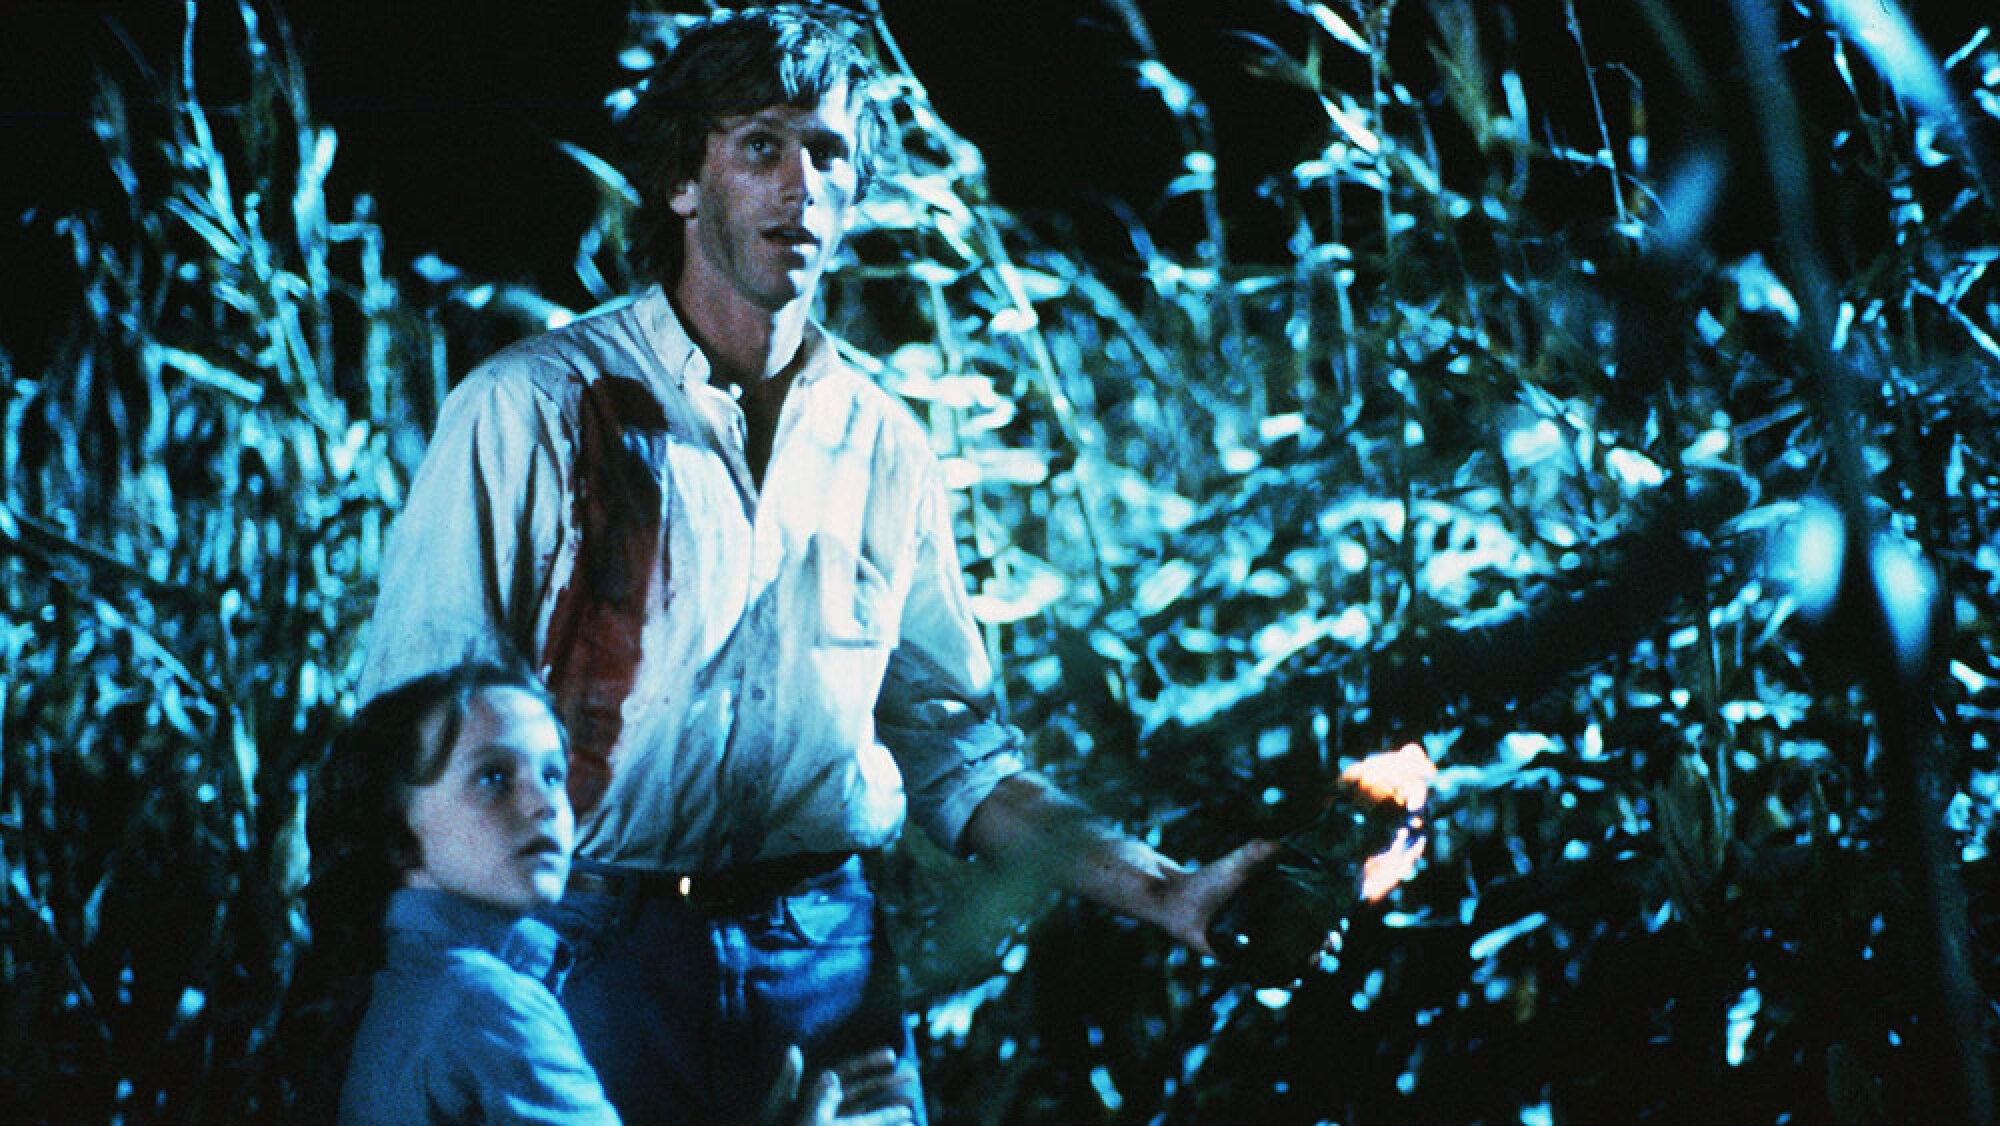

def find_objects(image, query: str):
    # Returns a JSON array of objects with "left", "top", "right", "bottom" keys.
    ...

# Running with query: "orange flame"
[
  {"left": 1339, "top": 742, "right": 1437, "bottom": 811},
  {"left": 1361, "top": 827, "right": 1427, "bottom": 901}
]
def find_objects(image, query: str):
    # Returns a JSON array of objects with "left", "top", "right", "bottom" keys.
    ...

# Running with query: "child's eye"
[
  {"left": 475, "top": 765, "right": 511, "bottom": 790},
  {"left": 543, "top": 764, "right": 566, "bottom": 789}
]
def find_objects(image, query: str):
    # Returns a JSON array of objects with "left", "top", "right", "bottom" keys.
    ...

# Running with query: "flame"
[
  {"left": 1339, "top": 742, "right": 1437, "bottom": 811},
  {"left": 1361, "top": 827, "right": 1427, "bottom": 902},
  {"left": 1345, "top": 743, "right": 1437, "bottom": 902}
]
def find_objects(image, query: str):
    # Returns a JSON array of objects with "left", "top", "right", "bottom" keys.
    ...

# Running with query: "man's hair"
[
  {"left": 304, "top": 659, "right": 562, "bottom": 973},
  {"left": 622, "top": 6, "right": 885, "bottom": 287}
]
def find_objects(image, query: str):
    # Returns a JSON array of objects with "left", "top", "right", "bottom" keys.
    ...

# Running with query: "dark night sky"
[
  {"left": 0, "top": 0, "right": 1572, "bottom": 374},
  {"left": 3, "top": 1, "right": 1992, "bottom": 372},
  {"left": 0, "top": 0, "right": 1330, "bottom": 366}
]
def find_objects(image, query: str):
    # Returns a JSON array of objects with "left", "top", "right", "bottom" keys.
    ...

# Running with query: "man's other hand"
[{"left": 771, "top": 1044, "right": 919, "bottom": 1126}]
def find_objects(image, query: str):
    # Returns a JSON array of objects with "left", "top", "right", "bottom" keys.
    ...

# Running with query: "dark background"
[
  {"left": 3, "top": 0, "right": 1993, "bottom": 415},
  {"left": 0, "top": 0, "right": 1629, "bottom": 370},
  {"left": 1, "top": 1, "right": 1309, "bottom": 283}
]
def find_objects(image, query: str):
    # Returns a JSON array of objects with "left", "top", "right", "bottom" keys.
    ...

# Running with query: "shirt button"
[{"left": 751, "top": 687, "right": 767, "bottom": 701}]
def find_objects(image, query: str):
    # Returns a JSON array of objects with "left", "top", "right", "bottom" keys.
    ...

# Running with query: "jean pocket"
[{"left": 780, "top": 886, "right": 876, "bottom": 949}]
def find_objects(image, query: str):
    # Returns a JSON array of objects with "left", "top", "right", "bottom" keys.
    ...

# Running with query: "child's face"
[{"left": 404, "top": 686, "right": 573, "bottom": 913}]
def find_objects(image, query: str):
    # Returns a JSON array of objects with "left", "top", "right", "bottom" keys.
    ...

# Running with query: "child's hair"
[
  {"left": 305, "top": 658, "right": 563, "bottom": 970},
  {"left": 274, "top": 659, "right": 562, "bottom": 1117}
]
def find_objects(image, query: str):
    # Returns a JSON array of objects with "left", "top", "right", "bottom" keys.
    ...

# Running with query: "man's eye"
[{"left": 744, "top": 134, "right": 775, "bottom": 156}]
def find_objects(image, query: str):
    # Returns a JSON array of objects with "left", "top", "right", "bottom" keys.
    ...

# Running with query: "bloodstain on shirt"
[{"left": 542, "top": 375, "right": 668, "bottom": 818}]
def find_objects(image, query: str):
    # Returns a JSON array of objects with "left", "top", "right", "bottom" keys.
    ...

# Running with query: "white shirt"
[{"left": 360, "top": 287, "right": 1025, "bottom": 870}]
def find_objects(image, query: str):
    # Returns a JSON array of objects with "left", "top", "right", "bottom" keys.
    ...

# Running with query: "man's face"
[
  {"left": 403, "top": 686, "right": 574, "bottom": 914},
  {"left": 670, "top": 82, "right": 862, "bottom": 314}
]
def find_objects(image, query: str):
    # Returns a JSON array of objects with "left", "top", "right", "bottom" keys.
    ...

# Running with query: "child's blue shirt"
[{"left": 338, "top": 888, "right": 618, "bottom": 1124}]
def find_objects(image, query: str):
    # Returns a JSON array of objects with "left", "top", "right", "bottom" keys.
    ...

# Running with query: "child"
[
  {"left": 308, "top": 661, "right": 915, "bottom": 1125},
  {"left": 310, "top": 660, "right": 616, "bottom": 1123}
]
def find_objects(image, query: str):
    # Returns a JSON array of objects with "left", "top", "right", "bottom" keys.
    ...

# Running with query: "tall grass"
[
  {"left": 0, "top": 1, "right": 555, "bottom": 1117},
  {"left": 2, "top": 0, "right": 1996, "bottom": 1121},
  {"left": 806, "top": 3, "right": 2000, "bottom": 1121}
]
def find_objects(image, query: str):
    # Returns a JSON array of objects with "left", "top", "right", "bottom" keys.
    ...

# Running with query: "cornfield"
[{"left": 3, "top": 0, "right": 1997, "bottom": 1121}]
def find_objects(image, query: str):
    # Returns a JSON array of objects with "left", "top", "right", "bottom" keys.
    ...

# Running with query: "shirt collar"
[
  {"left": 634, "top": 285, "right": 841, "bottom": 395},
  {"left": 382, "top": 887, "right": 568, "bottom": 988},
  {"left": 635, "top": 285, "right": 710, "bottom": 391}
]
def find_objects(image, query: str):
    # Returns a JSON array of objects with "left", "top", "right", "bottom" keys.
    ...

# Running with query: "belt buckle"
[{"left": 565, "top": 867, "right": 704, "bottom": 903}]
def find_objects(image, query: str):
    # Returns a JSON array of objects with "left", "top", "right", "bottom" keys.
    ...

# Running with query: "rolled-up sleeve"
[
  {"left": 358, "top": 363, "right": 568, "bottom": 699},
  {"left": 875, "top": 469, "right": 1028, "bottom": 853}
]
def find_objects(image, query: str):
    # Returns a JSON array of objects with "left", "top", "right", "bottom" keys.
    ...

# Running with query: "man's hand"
[
  {"left": 1135, "top": 838, "right": 1281, "bottom": 957},
  {"left": 763, "top": 1044, "right": 919, "bottom": 1126},
  {"left": 820, "top": 1048, "right": 920, "bottom": 1120},
  {"left": 960, "top": 771, "right": 1284, "bottom": 958}
]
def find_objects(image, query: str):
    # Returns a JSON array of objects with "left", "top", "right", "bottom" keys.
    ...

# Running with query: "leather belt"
[{"left": 565, "top": 851, "right": 856, "bottom": 914}]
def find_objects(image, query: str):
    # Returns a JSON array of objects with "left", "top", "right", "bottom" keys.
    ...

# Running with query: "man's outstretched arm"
[{"left": 958, "top": 771, "right": 1277, "bottom": 957}]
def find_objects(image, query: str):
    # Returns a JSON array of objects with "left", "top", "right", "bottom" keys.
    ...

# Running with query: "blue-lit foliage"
[{"left": 2, "top": 0, "right": 1997, "bottom": 1122}]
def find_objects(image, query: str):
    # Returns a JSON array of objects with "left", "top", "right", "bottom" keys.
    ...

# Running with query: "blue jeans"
[{"left": 542, "top": 856, "right": 921, "bottom": 1126}]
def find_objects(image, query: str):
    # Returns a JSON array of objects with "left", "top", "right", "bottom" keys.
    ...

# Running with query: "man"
[{"left": 359, "top": 9, "right": 1277, "bottom": 1123}]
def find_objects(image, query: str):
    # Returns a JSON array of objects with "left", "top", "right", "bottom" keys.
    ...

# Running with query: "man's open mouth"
[{"left": 764, "top": 223, "right": 817, "bottom": 246}]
